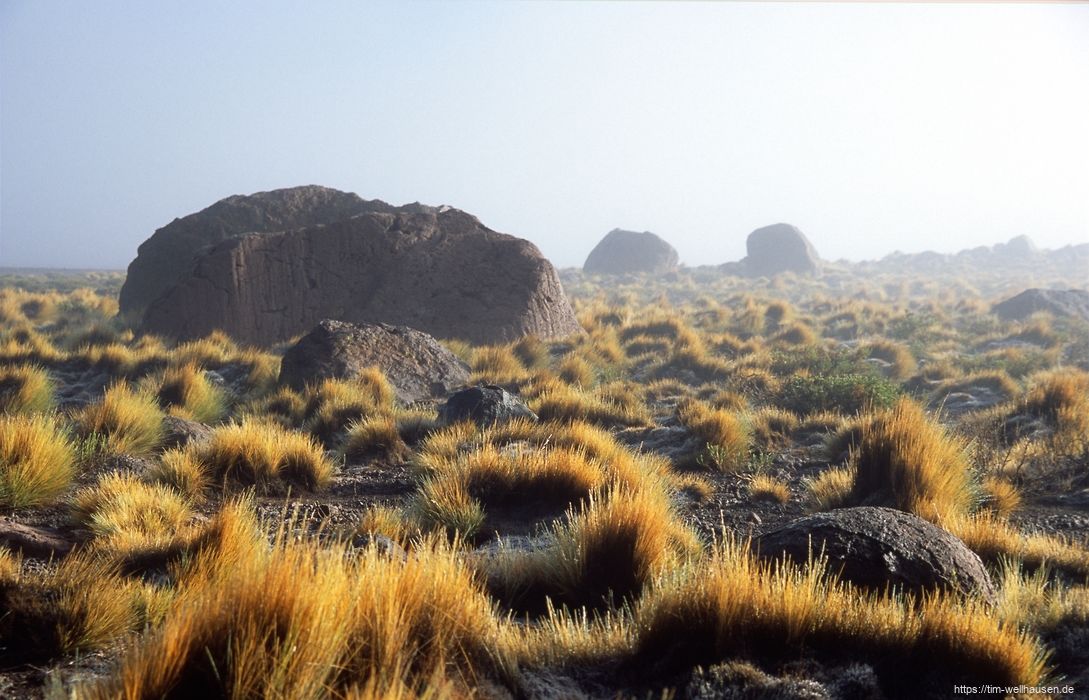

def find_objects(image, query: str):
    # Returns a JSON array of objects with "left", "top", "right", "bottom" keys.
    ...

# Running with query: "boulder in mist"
[
  {"left": 738, "top": 223, "right": 821, "bottom": 277},
  {"left": 992, "top": 288, "right": 1089, "bottom": 323},
  {"left": 134, "top": 188, "right": 582, "bottom": 345},
  {"left": 583, "top": 229, "right": 679, "bottom": 275}
]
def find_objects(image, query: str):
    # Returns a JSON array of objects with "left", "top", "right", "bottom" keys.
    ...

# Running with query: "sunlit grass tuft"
[{"left": 0, "top": 412, "right": 76, "bottom": 507}]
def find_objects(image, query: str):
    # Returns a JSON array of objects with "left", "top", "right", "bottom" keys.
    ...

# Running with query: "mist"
[{"left": 2, "top": 1, "right": 1087, "bottom": 270}]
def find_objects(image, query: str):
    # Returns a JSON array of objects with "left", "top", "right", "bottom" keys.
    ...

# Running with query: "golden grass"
[
  {"left": 303, "top": 374, "right": 395, "bottom": 444},
  {"left": 146, "top": 362, "right": 228, "bottom": 423},
  {"left": 191, "top": 419, "right": 335, "bottom": 492},
  {"left": 944, "top": 513, "right": 1089, "bottom": 580},
  {"left": 0, "top": 553, "right": 142, "bottom": 663},
  {"left": 470, "top": 345, "right": 527, "bottom": 385},
  {"left": 75, "top": 382, "right": 165, "bottom": 456},
  {"left": 748, "top": 406, "right": 800, "bottom": 447},
  {"left": 82, "top": 535, "right": 505, "bottom": 699},
  {"left": 342, "top": 415, "right": 409, "bottom": 463},
  {"left": 71, "top": 472, "right": 193, "bottom": 553},
  {"left": 677, "top": 399, "right": 752, "bottom": 472},
  {"left": 806, "top": 466, "right": 855, "bottom": 511},
  {"left": 486, "top": 488, "right": 700, "bottom": 614},
  {"left": 629, "top": 539, "right": 1047, "bottom": 692},
  {"left": 149, "top": 448, "right": 212, "bottom": 500},
  {"left": 0, "top": 363, "right": 55, "bottom": 414},
  {"left": 979, "top": 476, "right": 1021, "bottom": 518},
  {"left": 0, "top": 412, "right": 76, "bottom": 507},
  {"left": 531, "top": 381, "right": 651, "bottom": 428},
  {"left": 847, "top": 398, "right": 976, "bottom": 520},
  {"left": 861, "top": 338, "right": 918, "bottom": 380},
  {"left": 749, "top": 474, "right": 791, "bottom": 504}
]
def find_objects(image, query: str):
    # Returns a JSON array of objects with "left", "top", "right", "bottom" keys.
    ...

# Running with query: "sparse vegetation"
[{"left": 0, "top": 413, "right": 76, "bottom": 507}]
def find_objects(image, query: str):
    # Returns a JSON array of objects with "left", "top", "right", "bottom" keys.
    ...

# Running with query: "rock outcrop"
[
  {"left": 133, "top": 189, "right": 581, "bottom": 345},
  {"left": 583, "top": 229, "right": 679, "bottom": 274},
  {"left": 992, "top": 288, "right": 1089, "bottom": 323},
  {"left": 739, "top": 223, "right": 821, "bottom": 277},
  {"left": 438, "top": 385, "right": 538, "bottom": 427},
  {"left": 119, "top": 186, "right": 402, "bottom": 318},
  {"left": 279, "top": 319, "right": 470, "bottom": 403},
  {"left": 756, "top": 506, "right": 995, "bottom": 601}
]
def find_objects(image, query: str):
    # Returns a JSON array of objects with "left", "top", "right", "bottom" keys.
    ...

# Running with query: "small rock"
[{"left": 438, "top": 385, "right": 537, "bottom": 427}]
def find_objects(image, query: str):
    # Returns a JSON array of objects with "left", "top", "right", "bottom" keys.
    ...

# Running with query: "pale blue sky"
[{"left": 2, "top": 1, "right": 1087, "bottom": 269}]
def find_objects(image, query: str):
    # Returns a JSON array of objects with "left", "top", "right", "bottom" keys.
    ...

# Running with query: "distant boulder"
[
  {"left": 992, "top": 288, "right": 1089, "bottom": 323},
  {"left": 583, "top": 229, "right": 679, "bottom": 275},
  {"left": 279, "top": 319, "right": 470, "bottom": 403},
  {"left": 757, "top": 507, "right": 995, "bottom": 601},
  {"left": 119, "top": 185, "right": 401, "bottom": 319},
  {"left": 993, "top": 235, "right": 1038, "bottom": 259},
  {"left": 740, "top": 223, "right": 820, "bottom": 277},
  {"left": 438, "top": 385, "right": 538, "bottom": 427},
  {"left": 133, "top": 188, "right": 582, "bottom": 345}
]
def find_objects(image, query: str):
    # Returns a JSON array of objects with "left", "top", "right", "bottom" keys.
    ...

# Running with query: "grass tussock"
[
  {"left": 82, "top": 536, "right": 505, "bottom": 699},
  {"left": 146, "top": 363, "right": 229, "bottom": 423},
  {"left": 677, "top": 399, "right": 752, "bottom": 472},
  {"left": 0, "top": 363, "right": 55, "bottom": 414},
  {"left": 71, "top": 472, "right": 194, "bottom": 553},
  {"left": 342, "top": 415, "right": 409, "bottom": 463},
  {"left": 845, "top": 398, "right": 977, "bottom": 520},
  {"left": 303, "top": 374, "right": 396, "bottom": 444},
  {"left": 629, "top": 539, "right": 1047, "bottom": 695},
  {"left": 163, "top": 420, "right": 335, "bottom": 494},
  {"left": 0, "top": 413, "right": 76, "bottom": 507},
  {"left": 531, "top": 380, "right": 651, "bottom": 428},
  {"left": 749, "top": 474, "right": 791, "bottom": 504},
  {"left": 75, "top": 383, "right": 165, "bottom": 456}
]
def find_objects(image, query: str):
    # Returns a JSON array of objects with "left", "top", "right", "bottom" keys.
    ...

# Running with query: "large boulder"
[
  {"left": 119, "top": 186, "right": 404, "bottom": 318},
  {"left": 583, "top": 229, "right": 679, "bottom": 274},
  {"left": 740, "top": 223, "right": 820, "bottom": 277},
  {"left": 438, "top": 385, "right": 538, "bottom": 427},
  {"left": 134, "top": 191, "right": 581, "bottom": 345},
  {"left": 279, "top": 319, "right": 470, "bottom": 403},
  {"left": 756, "top": 506, "right": 995, "bottom": 601},
  {"left": 992, "top": 288, "right": 1089, "bottom": 323}
]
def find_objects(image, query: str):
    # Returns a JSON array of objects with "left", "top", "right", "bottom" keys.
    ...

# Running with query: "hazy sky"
[{"left": 2, "top": 1, "right": 1088, "bottom": 270}]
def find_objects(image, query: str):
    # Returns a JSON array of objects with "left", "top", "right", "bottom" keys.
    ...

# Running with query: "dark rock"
[
  {"left": 120, "top": 185, "right": 401, "bottom": 318},
  {"left": 439, "top": 385, "right": 537, "bottom": 427},
  {"left": 135, "top": 190, "right": 581, "bottom": 345},
  {"left": 992, "top": 288, "right": 1089, "bottom": 323},
  {"left": 756, "top": 506, "right": 995, "bottom": 601},
  {"left": 583, "top": 229, "right": 679, "bottom": 274},
  {"left": 0, "top": 518, "right": 77, "bottom": 559},
  {"left": 279, "top": 319, "right": 470, "bottom": 403},
  {"left": 740, "top": 223, "right": 821, "bottom": 277},
  {"left": 160, "top": 415, "right": 214, "bottom": 451}
]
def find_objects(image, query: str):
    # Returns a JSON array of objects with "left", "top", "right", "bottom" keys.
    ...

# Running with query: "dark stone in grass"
[
  {"left": 439, "top": 385, "right": 537, "bottom": 427},
  {"left": 0, "top": 518, "right": 77, "bottom": 559},
  {"left": 160, "top": 415, "right": 213, "bottom": 451},
  {"left": 280, "top": 318, "right": 470, "bottom": 403},
  {"left": 756, "top": 506, "right": 995, "bottom": 602}
]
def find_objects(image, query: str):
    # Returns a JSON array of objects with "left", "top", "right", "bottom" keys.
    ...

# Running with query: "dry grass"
[
  {"left": 0, "top": 363, "right": 55, "bottom": 414},
  {"left": 173, "top": 420, "right": 335, "bottom": 493},
  {"left": 75, "top": 382, "right": 165, "bottom": 456},
  {"left": 486, "top": 488, "right": 700, "bottom": 615},
  {"left": 71, "top": 472, "right": 194, "bottom": 553},
  {"left": 846, "top": 398, "right": 977, "bottom": 520},
  {"left": 303, "top": 374, "right": 395, "bottom": 444},
  {"left": 145, "top": 363, "right": 229, "bottom": 423},
  {"left": 0, "top": 553, "right": 143, "bottom": 664},
  {"left": 81, "top": 534, "right": 506, "bottom": 699},
  {"left": 749, "top": 474, "right": 791, "bottom": 503},
  {"left": 945, "top": 513, "right": 1089, "bottom": 580},
  {"left": 677, "top": 399, "right": 752, "bottom": 472},
  {"left": 0, "top": 413, "right": 76, "bottom": 507},
  {"left": 806, "top": 466, "right": 855, "bottom": 511},
  {"left": 861, "top": 338, "right": 917, "bottom": 380},
  {"left": 342, "top": 415, "right": 409, "bottom": 463},
  {"left": 531, "top": 381, "right": 651, "bottom": 428},
  {"left": 629, "top": 539, "right": 1047, "bottom": 693}
]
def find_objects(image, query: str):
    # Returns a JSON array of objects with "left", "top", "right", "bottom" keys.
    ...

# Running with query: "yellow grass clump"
[
  {"left": 0, "top": 363, "right": 55, "bottom": 414},
  {"left": 846, "top": 398, "right": 976, "bottom": 520},
  {"left": 75, "top": 382, "right": 165, "bottom": 456},
  {"left": 71, "top": 472, "right": 193, "bottom": 554},
  {"left": 146, "top": 363, "right": 228, "bottom": 423},
  {"left": 629, "top": 539, "right": 1047, "bottom": 694},
  {"left": 342, "top": 415, "right": 409, "bottom": 463},
  {"left": 748, "top": 474, "right": 791, "bottom": 504},
  {"left": 0, "top": 412, "right": 76, "bottom": 507},
  {"left": 677, "top": 399, "right": 752, "bottom": 472}
]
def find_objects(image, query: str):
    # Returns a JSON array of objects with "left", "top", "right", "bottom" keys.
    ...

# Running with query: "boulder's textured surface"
[
  {"left": 583, "top": 229, "right": 679, "bottom": 274},
  {"left": 119, "top": 186, "right": 402, "bottom": 318},
  {"left": 136, "top": 195, "right": 581, "bottom": 345},
  {"left": 756, "top": 506, "right": 995, "bottom": 600},
  {"left": 279, "top": 319, "right": 470, "bottom": 403},
  {"left": 741, "top": 223, "right": 821, "bottom": 277},
  {"left": 160, "top": 415, "right": 214, "bottom": 451},
  {"left": 992, "top": 288, "right": 1089, "bottom": 323},
  {"left": 439, "top": 385, "right": 538, "bottom": 427}
]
